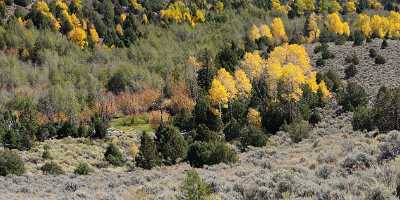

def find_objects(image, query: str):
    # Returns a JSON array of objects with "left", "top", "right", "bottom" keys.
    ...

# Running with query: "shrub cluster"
[
  {"left": 352, "top": 86, "right": 400, "bottom": 133},
  {"left": 0, "top": 150, "right": 25, "bottom": 176}
]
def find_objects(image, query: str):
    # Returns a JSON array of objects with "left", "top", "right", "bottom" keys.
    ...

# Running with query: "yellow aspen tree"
[
  {"left": 370, "top": 15, "right": 389, "bottom": 38},
  {"left": 294, "top": 0, "right": 315, "bottom": 15},
  {"left": 130, "top": 0, "right": 144, "bottom": 12},
  {"left": 271, "top": 0, "right": 288, "bottom": 15},
  {"left": 249, "top": 24, "right": 261, "bottom": 42},
  {"left": 215, "top": 68, "right": 238, "bottom": 101},
  {"left": 54, "top": 0, "right": 68, "bottom": 11},
  {"left": 306, "top": 72, "right": 319, "bottom": 93},
  {"left": 120, "top": 13, "right": 127, "bottom": 23},
  {"left": 329, "top": 1, "right": 342, "bottom": 13},
  {"left": 247, "top": 108, "right": 262, "bottom": 128},
  {"left": 271, "top": 17, "right": 288, "bottom": 45},
  {"left": 345, "top": 0, "right": 356, "bottom": 13},
  {"left": 234, "top": 69, "right": 252, "bottom": 98},
  {"left": 318, "top": 80, "right": 331, "bottom": 101},
  {"left": 368, "top": 0, "right": 382, "bottom": 9},
  {"left": 326, "top": 12, "right": 350, "bottom": 36},
  {"left": 89, "top": 27, "right": 100, "bottom": 45},
  {"left": 70, "top": 14, "right": 81, "bottom": 27},
  {"left": 305, "top": 14, "right": 320, "bottom": 43},
  {"left": 215, "top": 1, "right": 224, "bottom": 13},
  {"left": 387, "top": 12, "right": 400, "bottom": 39},
  {"left": 209, "top": 79, "right": 228, "bottom": 106},
  {"left": 68, "top": 27, "right": 87, "bottom": 48},
  {"left": 280, "top": 63, "right": 306, "bottom": 101},
  {"left": 116, "top": 24, "right": 124, "bottom": 36},
  {"left": 259, "top": 24, "right": 273, "bottom": 40},
  {"left": 355, "top": 14, "right": 372, "bottom": 38},
  {"left": 266, "top": 44, "right": 323, "bottom": 101},
  {"left": 142, "top": 14, "right": 149, "bottom": 24},
  {"left": 241, "top": 52, "right": 265, "bottom": 79}
]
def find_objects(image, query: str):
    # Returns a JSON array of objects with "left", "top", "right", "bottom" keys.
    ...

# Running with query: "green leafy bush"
[
  {"left": 352, "top": 30, "right": 365, "bottom": 46},
  {"left": 42, "top": 144, "right": 52, "bottom": 160},
  {"left": 41, "top": 162, "right": 64, "bottom": 175},
  {"left": 240, "top": 126, "right": 268, "bottom": 148},
  {"left": 373, "top": 86, "right": 400, "bottom": 132},
  {"left": 177, "top": 170, "right": 211, "bottom": 200},
  {"left": 74, "top": 162, "right": 93, "bottom": 175},
  {"left": 375, "top": 55, "right": 386, "bottom": 64},
  {"left": 308, "top": 111, "right": 321, "bottom": 125},
  {"left": 14, "top": 0, "right": 31, "bottom": 7},
  {"left": 352, "top": 106, "right": 375, "bottom": 131},
  {"left": 187, "top": 141, "right": 237, "bottom": 168},
  {"left": 345, "top": 64, "right": 357, "bottom": 79},
  {"left": 369, "top": 49, "right": 377, "bottom": 58},
  {"left": 345, "top": 53, "right": 359, "bottom": 65},
  {"left": 317, "top": 70, "right": 341, "bottom": 92},
  {"left": 338, "top": 82, "right": 368, "bottom": 111},
  {"left": 104, "top": 143, "right": 125, "bottom": 166},
  {"left": 284, "top": 120, "right": 311, "bottom": 143},
  {"left": 0, "top": 150, "right": 25, "bottom": 176},
  {"left": 381, "top": 39, "right": 388, "bottom": 49}
]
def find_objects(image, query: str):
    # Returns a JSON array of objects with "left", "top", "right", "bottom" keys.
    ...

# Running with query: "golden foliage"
[
  {"left": 259, "top": 24, "right": 273, "bottom": 40},
  {"left": 116, "top": 24, "right": 124, "bottom": 36},
  {"left": 68, "top": 27, "right": 87, "bottom": 48},
  {"left": 355, "top": 14, "right": 372, "bottom": 38},
  {"left": 266, "top": 44, "right": 326, "bottom": 101},
  {"left": 241, "top": 51, "right": 265, "bottom": 79},
  {"left": 294, "top": 0, "right": 315, "bottom": 15},
  {"left": 129, "top": 143, "right": 139, "bottom": 158},
  {"left": 89, "top": 27, "right": 100, "bottom": 45},
  {"left": 318, "top": 80, "right": 331, "bottom": 100},
  {"left": 368, "top": 0, "right": 382, "bottom": 9},
  {"left": 271, "top": 17, "right": 288, "bottom": 45},
  {"left": 271, "top": 0, "right": 288, "bottom": 15},
  {"left": 33, "top": 1, "right": 60, "bottom": 30},
  {"left": 209, "top": 79, "right": 228, "bottom": 105},
  {"left": 160, "top": 1, "right": 205, "bottom": 27},
  {"left": 345, "top": 0, "right": 356, "bottom": 13},
  {"left": 370, "top": 15, "right": 389, "bottom": 38},
  {"left": 387, "top": 12, "right": 400, "bottom": 39},
  {"left": 215, "top": 1, "right": 224, "bottom": 13},
  {"left": 247, "top": 108, "right": 262, "bottom": 128},
  {"left": 234, "top": 69, "right": 252, "bottom": 98},
  {"left": 215, "top": 68, "right": 238, "bottom": 100},
  {"left": 326, "top": 12, "right": 350, "bottom": 36},
  {"left": 249, "top": 24, "right": 261, "bottom": 42},
  {"left": 305, "top": 14, "right": 320, "bottom": 43}
]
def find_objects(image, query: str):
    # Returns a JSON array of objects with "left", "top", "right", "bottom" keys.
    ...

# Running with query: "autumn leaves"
[
  {"left": 29, "top": 0, "right": 98, "bottom": 49},
  {"left": 208, "top": 43, "right": 331, "bottom": 114}
]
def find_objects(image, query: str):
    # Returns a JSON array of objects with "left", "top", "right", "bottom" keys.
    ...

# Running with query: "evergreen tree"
[
  {"left": 136, "top": 132, "right": 160, "bottom": 169},
  {"left": 155, "top": 125, "right": 188, "bottom": 165}
]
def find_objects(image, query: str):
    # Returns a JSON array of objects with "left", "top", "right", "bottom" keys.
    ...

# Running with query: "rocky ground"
[{"left": 1, "top": 40, "right": 400, "bottom": 200}]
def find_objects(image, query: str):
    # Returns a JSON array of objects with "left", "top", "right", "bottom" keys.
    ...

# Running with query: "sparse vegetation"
[
  {"left": 74, "top": 162, "right": 93, "bottom": 175},
  {"left": 375, "top": 55, "right": 386, "bottom": 64},
  {"left": 40, "top": 162, "right": 64, "bottom": 175},
  {"left": 345, "top": 64, "right": 358, "bottom": 79},
  {"left": 177, "top": 170, "right": 212, "bottom": 200}
]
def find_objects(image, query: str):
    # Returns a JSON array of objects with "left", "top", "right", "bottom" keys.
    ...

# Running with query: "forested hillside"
[{"left": 2, "top": 0, "right": 400, "bottom": 199}]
